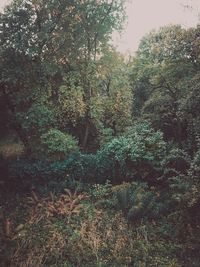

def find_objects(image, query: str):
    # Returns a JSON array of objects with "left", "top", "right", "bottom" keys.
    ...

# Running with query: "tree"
[
  {"left": 96, "top": 48, "right": 133, "bottom": 137},
  {"left": 0, "top": 0, "right": 127, "bottom": 154},
  {"left": 131, "top": 25, "right": 200, "bottom": 148}
]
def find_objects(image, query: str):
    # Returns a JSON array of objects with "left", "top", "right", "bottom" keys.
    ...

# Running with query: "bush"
[
  {"left": 3, "top": 123, "right": 168, "bottom": 192},
  {"left": 3, "top": 153, "right": 98, "bottom": 193},
  {"left": 40, "top": 129, "right": 79, "bottom": 161},
  {"left": 96, "top": 122, "right": 166, "bottom": 183},
  {"left": 112, "top": 182, "right": 165, "bottom": 221},
  {"left": 162, "top": 148, "right": 200, "bottom": 210},
  {"left": 163, "top": 148, "right": 191, "bottom": 175}
]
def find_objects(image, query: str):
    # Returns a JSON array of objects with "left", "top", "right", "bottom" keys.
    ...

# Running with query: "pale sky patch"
[
  {"left": 113, "top": 0, "right": 199, "bottom": 54},
  {"left": 0, "top": 0, "right": 10, "bottom": 11}
]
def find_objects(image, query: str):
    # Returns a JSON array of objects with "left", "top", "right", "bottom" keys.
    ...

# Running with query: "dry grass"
[
  {"left": 0, "top": 142, "right": 24, "bottom": 159},
  {"left": 0, "top": 189, "right": 182, "bottom": 267}
]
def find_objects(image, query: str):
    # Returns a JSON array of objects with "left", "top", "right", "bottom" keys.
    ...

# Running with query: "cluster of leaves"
[
  {"left": 1, "top": 122, "right": 167, "bottom": 193},
  {"left": 40, "top": 129, "right": 79, "bottom": 161},
  {"left": 96, "top": 122, "right": 166, "bottom": 182}
]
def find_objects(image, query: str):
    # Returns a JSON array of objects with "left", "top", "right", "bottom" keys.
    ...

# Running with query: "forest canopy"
[{"left": 0, "top": 1, "right": 200, "bottom": 266}]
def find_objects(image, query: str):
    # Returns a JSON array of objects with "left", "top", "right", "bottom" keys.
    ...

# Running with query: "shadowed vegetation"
[{"left": 0, "top": 1, "right": 200, "bottom": 266}]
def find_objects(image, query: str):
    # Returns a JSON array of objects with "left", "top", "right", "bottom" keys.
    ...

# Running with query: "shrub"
[
  {"left": 163, "top": 148, "right": 191, "bottom": 175},
  {"left": 162, "top": 148, "right": 200, "bottom": 210},
  {"left": 40, "top": 129, "right": 79, "bottom": 161},
  {"left": 3, "top": 153, "right": 97, "bottom": 193},
  {"left": 97, "top": 122, "right": 166, "bottom": 183},
  {"left": 112, "top": 182, "right": 164, "bottom": 221},
  {"left": 97, "top": 127, "right": 114, "bottom": 146},
  {"left": 4, "top": 123, "right": 167, "bottom": 192},
  {"left": 17, "top": 104, "right": 56, "bottom": 136}
]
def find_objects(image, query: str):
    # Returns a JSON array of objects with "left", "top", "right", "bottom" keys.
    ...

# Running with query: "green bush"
[
  {"left": 3, "top": 123, "right": 168, "bottom": 192},
  {"left": 40, "top": 129, "right": 79, "bottom": 161},
  {"left": 3, "top": 153, "right": 98, "bottom": 193},
  {"left": 112, "top": 182, "right": 165, "bottom": 221},
  {"left": 97, "top": 122, "right": 166, "bottom": 183},
  {"left": 162, "top": 148, "right": 200, "bottom": 210},
  {"left": 17, "top": 104, "right": 56, "bottom": 136},
  {"left": 163, "top": 148, "right": 191, "bottom": 174}
]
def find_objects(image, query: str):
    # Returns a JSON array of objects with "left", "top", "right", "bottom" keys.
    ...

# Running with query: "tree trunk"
[{"left": 82, "top": 121, "right": 90, "bottom": 150}]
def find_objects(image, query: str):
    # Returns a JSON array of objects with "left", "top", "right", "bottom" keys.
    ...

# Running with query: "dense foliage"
[{"left": 0, "top": 0, "right": 200, "bottom": 266}]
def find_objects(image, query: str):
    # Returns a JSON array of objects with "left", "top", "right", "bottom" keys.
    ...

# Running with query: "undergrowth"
[{"left": 1, "top": 182, "right": 198, "bottom": 267}]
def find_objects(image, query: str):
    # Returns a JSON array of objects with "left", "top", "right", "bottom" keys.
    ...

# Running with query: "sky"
[
  {"left": 113, "top": 0, "right": 200, "bottom": 54},
  {"left": 0, "top": 0, "right": 199, "bottom": 54}
]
